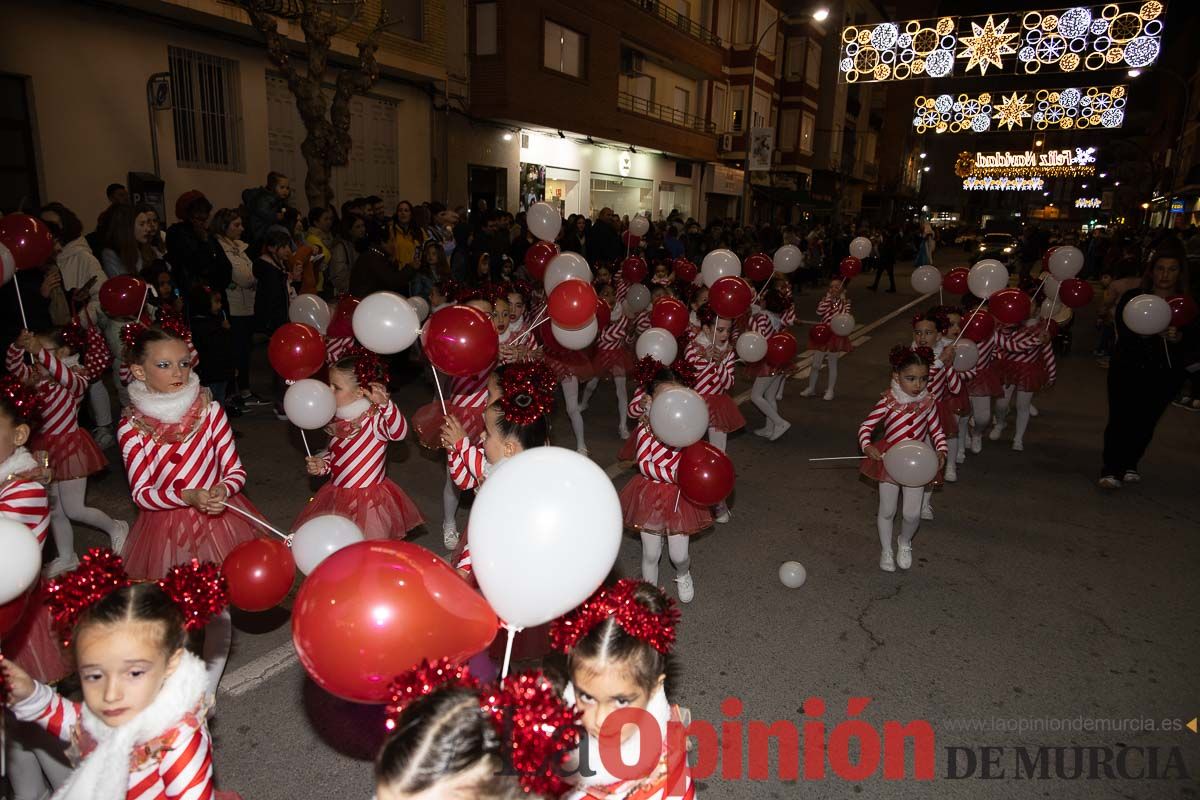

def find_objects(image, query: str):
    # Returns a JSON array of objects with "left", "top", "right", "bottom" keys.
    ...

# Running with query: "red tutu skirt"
[
  {"left": 618, "top": 433, "right": 637, "bottom": 461},
  {"left": 33, "top": 428, "right": 107, "bottom": 481},
  {"left": 592, "top": 347, "right": 635, "bottom": 378},
  {"left": 293, "top": 479, "right": 423, "bottom": 539},
  {"left": 813, "top": 334, "right": 853, "bottom": 353},
  {"left": 5, "top": 580, "right": 70, "bottom": 684},
  {"left": 859, "top": 440, "right": 943, "bottom": 487},
  {"left": 743, "top": 360, "right": 785, "bottom": 379},
  {"left": 412, "top": 402, "right": 485, "bottom": 450},
  {"left": 545, "top": 348, "right": 595, "bottom": 381},
  {"left": 122, "top": 493, "right": 264, "bottom": 579},
  {"left": 938, "top": 392, "right": 972, "bottom": 433},
  {"left": 702, "top": 393, "right": 745, "bottom": 433},
  {"left": 967, "top": 362, "right": 1003, "bottom": 398},
  {"left": 619, "top": 475, "right": 712, "bottom": 535},
  {"left": 1003, "top": 361, "right": 1049, "bottom": 393}
]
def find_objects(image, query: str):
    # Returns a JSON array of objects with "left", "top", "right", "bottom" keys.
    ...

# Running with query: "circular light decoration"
[
  {"left": 1019, "top": 45, "right": 1037, "bottom": 62},
  {"left": 840, "top": 57, "right": 854, "bottom": 72},
  {"left": 871, "top": 22, "right": 899, "bottom": 50},
  {"left": 925, "top": 49, "right": 954, "bottom": 77},
  {"left": 935, "top": 94, "right": 954, "bottom": 113},
  {"left": 1057, "top": 7, "right": 1093, "bottom": 39},
  {"left": 1090, "top": 17, "right": 1109, "bottom": 35},
  {"left": 1100, "top": 107, "right": 1124, "bottom": 127},
  {"left": 1123, "top": 36, "right": 1159, "bottom": 67},
  {"left": 1059, "top": 87, "right": 1081, "bottom": 107},
  {"left": 1140, "top": 1, "right": 1163, "bottom": 20},
  {"left": 971, "top": 114, "right": 991, "bottom": 132},
  {"left": 1075, "top": 197, "right": 1102, "bottom": 208}
]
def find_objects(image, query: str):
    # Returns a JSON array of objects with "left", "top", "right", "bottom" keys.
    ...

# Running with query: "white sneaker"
[
  {"left": 675, "top": 572, "right": 695, "bottom": 603},
  {"left": 896, "top": 544, "right": 913, "bottom": 570},
  {"left": 1097, "top": 475, "right": 1122, "bottom": 490},
  {"left": 714, "top": 503, "right": 731, "bottom": 524},
  {"left": 1122, "top": 470, "right": 1141, "bottom": 483},
  {"left": 921, "top": 504, "right": 934, "bottom": 521},
  {"left": 822, "top": 389, "right": 835, "bottom": 401},
  {"left": 969, "top": 433, "right": 983, "bottom": 454},
  {"left": 109, "top": 520, "right": 130, "bottom": 555},
  {"left": 1011, "top": 439, "right": 1024, "bottom": 452},
  {"left": 753, "top": 423, "right": 774, "bottom": 439},
  {"left": 799, "top": 387, "right": 815, "bottom": 398},
  {"left": 879, "top": 549, "right": 896, "bottom": 572},
  {"left": 1029, "top": 405, "right": 1039, "bottom": 417},
  {"left": 944, "top": 462, "right": 958, "bottom": 482},
  {"left": 576, "top": 445, "right": 589, "bottom": 457},
  {"left": 442, "top": 523, "right": 460, "bottom": 550},
  {"left": 988, "top": 422, "right": 1005, "bottom": 441},
  {"left": 44, "top": 555, "right": 80, "bottom": 578},
  {"left": 768, "top": 420, "right": 792, "bottom": 441},
  {"left": 618, "top": 426, "right": 631, "bottom": 440},
  {"left": 92, "top": 426, "right": 116, "bottom": 449},
  {"left": 956, "top": 445, "right": 967, "bottom": 464}
]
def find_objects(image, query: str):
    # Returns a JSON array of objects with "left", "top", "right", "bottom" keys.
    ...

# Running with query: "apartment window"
[
  {"left": 800, "top": 111, "right": 815, "bottom": 154},
  {"left": 752, "top": 89, "right": 769, "bottom": 129},
  {"left": 673, "top": 87, "right": 691, "bottom": 117},
  {"left": 733, "top": 0, "right": 752, "bottom": 44},
  {"left": 785, "top": 37, "right": 804, "bottom": 79},
  {"left": 779, "top": 109, "right": 799, "bottom": 152},
  {"left": 544, "top": 20, "right": 584, "bottom": 78},
  {"left": 805, "top": 40, "right": 822, "bottom": 88},
  {"left": 756, "top": 2, "right": 777, "bottom": 54},
  {"left": 711, "top": 83, "right": 727, "bottom": 130},
  {"left": 382, "top": 0, "right": 423, "bottom": 41},
  {"left": 731, "top": 87, "right": 746, "bottom": 132},
  {"left": 475, "top": 2, "right": 497, "bottom": 55},
  {"left": 168, "top": 46, "right": 244, "bottom": 171}
]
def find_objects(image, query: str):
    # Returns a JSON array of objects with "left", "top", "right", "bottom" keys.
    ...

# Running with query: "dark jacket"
[
  {"left": 242, "top": 187, "right": 285, "bottom": 253},
  {"left": 190, "top": 312, "right": 234, "bottom": 384},
  {"left": 1112, "top": 288, "right": 1197, "bottom": 371},
  {"left": 252, "top": 255, "right": 292, "bottom": 335},
  {"left": 588, "top": 220, "right": 622, "bottom": 265},
  {"left": 349, "top": 249, "right": 415, "bottom": 298},
  {"left": 165, "top": 223, "right": 226, "bottom": 314}
]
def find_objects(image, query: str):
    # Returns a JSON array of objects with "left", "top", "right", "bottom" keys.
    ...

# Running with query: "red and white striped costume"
[
  {"left": 857, "top": 386, "right": 946, "bottom": 485},
  {"left": 814, "top": 294, "right": 853, "bottom": 353},
  {"left": 927, "top": 345, "right": 967, "bottom": 431},
  {"left": 592, "top": 308, "right": 634, "bottom": 378},
  {"left": 117, "top": 388, "right": 260, "bottom": 577},
  {"left": 293, "top": 400, "right": 422, "bottom": 538},
  {"left": 618, "top": 423, "right": 712, "bottom": 535},
  {"left": 0, "top": 453, "right": 49, "bottom": 544},
  {"left": 632, "top": 308, "right": 653, "bottom": 340},
  {"left": 996, "top": 323, "right": 1056, "bottom": 391},
  {"left": 445, "top": 436, "right": 489, "bottom": 576},
  {"left": 966, "top": 330, "right": 1003, "bottom": 397},
  {"left": 685, "top": 336, "right": 744, "bottom": 432},
  {"left": 744, "top": 309, "right": 793, "bottom": 378},
  {"left": 412, "top": 367, "right": 493, "bottom": 448},
  {"left": 566, "top": 700, "right": 695, "bottom": 800},
  {"left": 324, "top": 335, "right": 357, "bottom": 365},
  {"left": 6, "top": 344, "right": 108, "bottom": 480}
]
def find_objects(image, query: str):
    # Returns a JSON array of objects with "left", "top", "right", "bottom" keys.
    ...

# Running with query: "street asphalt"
[{"left": 17, "top": 246, "right": 1199, "bottom": 800}]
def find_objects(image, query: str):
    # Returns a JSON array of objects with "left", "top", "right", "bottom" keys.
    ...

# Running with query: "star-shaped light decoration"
[
  {"left": 958, "top": 15, "right": 1019, "bottom": 75},
  {"left": 992, "top": 92, "right": 1033, "bottom": 131}
]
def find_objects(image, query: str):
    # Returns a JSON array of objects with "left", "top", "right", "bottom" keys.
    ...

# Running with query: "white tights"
[
  {"left": 707, "top": 428, "right": 727, "bottom": 452},
  {"left": 48, "top": 478, "right": 121, "bottom": 561},
  {"left": 582, "top": 375, "right": 630, "bottom": 433},
  {"left": 751, "top": 376, "right": 787, "bottom": 427},
  {"left": 88, "top": 379, "right": 112, "bottom": 428},
  {"left": 877, "top": 482, "right": 923, "bottom": 554},
  {"left": 806, "top": 352, "right": 840, "bottom": 393},
  {"left": 6, "top": 714, "right": 72, "bottom": 800},
  {"left": 639, "top": 532, "right": 691, "bottom": 585},
  {"left": 202, "top": 609, "right": 232, "bottom": 698},
  {"left": 957, "top": 414, "right": 970, "bottom": 444},
  {"left": 442, "top": 469, "right": 460, "bottom": 530},
  {"left": 562, "top": 376, "right": 586, "bottom": 450},
  {"left": 970, "top": 396, "right": 992, "bottom": 433},
  {"left": 994, "top": 386, "right": 1034, "bottom": 442}
]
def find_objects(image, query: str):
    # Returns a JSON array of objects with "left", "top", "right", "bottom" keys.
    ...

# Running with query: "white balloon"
[
  {"left": 629, "top": 215, "right": 650, "bottom": 237},
  {"left": 1, "top": 243, "right": 17, "bottom": 286},
  {"left": 701, "top": 249, "right": 741, "bottom": 287},
  {"left": 408, "top": 295, "right": 430, "bottom": 322},
  {"left": 289, "top": 293, "right": 331, "bottom": 334},
  {"left": 779, "top": 561, "right": 807, "bottom": 588},
  {"left": 849, "top": 236, "right": 872, "bottom": 260},
  {"left": 882, "top": 440, "right": 939, "bottom": 487},
  {"left": 1122, "top": 293, "right": 1171, "bottom": 335},
  {"left": 1047, "top": 245, "right": 1084, "bottom": 281},
  {"left": 910, "top": 265, "right": 942, "bottom": 294},
  {"left": 283, "top": 379, "right": 337, "bottom": 429},
  {"left": 470, "top": 448, "right": 622, "bottom": 627},
  {"left": 0, "top": 518, "right": 41, "bottom": 605},
  {"left": 352, "top": 291, "right": 421, "bottom": 354},
  {"left": 1038, "top": 297, "right": 1057, "bottom": 320},
  {"left": 773, "top": 244, "right": 803, "bottom": 274},
  {"left": 291, "top": 515, "right": 365, "bottom": 575},
  {"left": 1041, "top": 274, "right": 1061, "bottom": 299},
  {"left": 736, "top": 331, "right": 767, "bottom": 363},
  {"left": 624, "top": 283, "right": 651, "bottom": 315},
  {"left": 649, "top": 387, "right": 709, "bottom": 448},
  {"left": 967, "top": 259, "right": 1009, "bottom": 300},
  {"left": 635, "top": 327, "right": 678, "bottom": 364},
  {"left": 527, "top": 202, "right": 562, "bottom": 242},
  {"left": 544, "top": 252, "right": 591, "bottom": 294},
  {"left": 551, "top": 317, "right": 598, "bottom": 350},
  {"left": 830, "top": 313, "right": 855, "bottom": 337},
  {"left": 950, "top": 339, "right": 979, "bottom": 372}
]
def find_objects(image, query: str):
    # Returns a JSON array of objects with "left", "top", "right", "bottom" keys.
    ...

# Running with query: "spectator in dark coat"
[
  {"left": 349, "top": 227, "right": 414, "bottom": 297},
  {"left": 242, "top": 171, "right": 292, "bottom": 255},
  {"left": 588, "top": 208, "right": 623, "bottom": 265},
  {"left": 165, "top": 190, "right": 220, "bottom": 314},
  {"left": 188, "top": 282, "right": 235, "bottom": 409},
  {"left": 252, "top": 229, "right": 296, "bottom": 336}
]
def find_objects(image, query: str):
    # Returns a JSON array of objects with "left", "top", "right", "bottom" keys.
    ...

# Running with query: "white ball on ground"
[{"left": 779, "top": 561, "right": 807, "bottom": 588}]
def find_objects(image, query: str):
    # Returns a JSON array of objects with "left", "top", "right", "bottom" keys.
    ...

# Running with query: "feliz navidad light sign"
[
  {"left": 838, "top": 2, "right": 1164, "bottom": 84},
  {"left": 956, "top": 146, "right": 1098, "bottom": 178}
]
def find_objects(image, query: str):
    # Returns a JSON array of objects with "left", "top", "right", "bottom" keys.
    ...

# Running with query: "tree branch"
[
  {"left": 328, "top": 5, "right": 387, "bottom": 164},
  {"left": 242, "top": 3, "right": 302, "bottom": 91}
]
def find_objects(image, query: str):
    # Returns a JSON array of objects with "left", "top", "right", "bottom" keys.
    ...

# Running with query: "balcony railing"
[
  {"left": 626, "top": 0, "right": 722, "bottom": 47},
  {"left": 618, "top": 91, "right": 717, "bottom": 134}
]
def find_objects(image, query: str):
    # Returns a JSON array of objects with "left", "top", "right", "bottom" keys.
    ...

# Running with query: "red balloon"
[
  {"left": 0, "top": 214, "right": 54, "bottom": 271},
  {"left": 767, "top": 330, "right": 798, "bottom": 367},
  {"left": 98, "top": 275, "right": 149, "bottom": 318},
  {"left": 595, "top": 297, "right": 612, "bottom": 331},
  {"left": 1058, "top": 279, "right": 1094, "bottom": 309},
  {"left": 621, "top": 256, "right": 648, "bottom": 285},
  {"left": 0, "top": 592, "right": 30, "bottom": 639},
  {"left": 650, "top": 297, "right": 689, "bottom": 338},
  {"left": 677, "top": 442, "right": 735, "bottom": 506},
  {"left": 961, "top": 308, "right": 996, "bottom": 343},
  {"left": 944, "top": 268, "right": 970, "bottom": 295},
  {"left": 673, "top": 259, "right": 698, "bottom": 283},
  {"left": 1168, "top": 295, "right": 1198, "bottom": 328},
  {"left": 988, "top": 288, "right": 1032, "bottom": 325},
  {"left": 292, "top": 540, "right": 499, "bottom": 704},
  {"left": 524, "top": 241, "right": 558, "bottom": 281},
  {"left": 422, "top": 305, "right": 499, "bottom": 376},
  {"left": 327, "top": 295, "right": 360, "bottom": 338},
  {"left": 743, "top": 253, "right": 774, "bottom": 283},
  {"left": 708, "top": 276, "right": 753, "bottom": 319},
  {"left": 839, "top": 256, "right": 863, "bottom": 279},
  {"left": 548, "top": 278, "right": 598, "bottom": 330},
  {"left": 268, "top": 323, "right": 326, "bottom": 381},
  {"left": 221, "top": 538, "right": 296, "bottom": 612},
  {"left": 808, "top": 324, "right": 832, "bottom": 347}
]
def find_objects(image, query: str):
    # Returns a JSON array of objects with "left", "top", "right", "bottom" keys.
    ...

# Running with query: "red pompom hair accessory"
[
  {"left": 156, "top": 311, "right": 192, "bottom": 342},
  {"left": 887, "top": 344, "right": 934, "bottom": 370},
  {"left": 120, "top": 322, "right": 150, "bottom": 351},
  {"left": 62, "top": 318, "right": 89, "bottom": 355},
  {"left": 0, "top": 374, "right": 41, "bottom": 427},
  {"left": 632, "top": 354, "right": 663, "bottom": 387},
  {"left": 345, "top": 344, "right": 390, "bottom": 388},
  {"left": 548, "top": 579, "right": 680, "bottom": 656},
  {"left": 670, "top": 356, "right": 698, "bottom": 389},
  {"left": 158, "top": 559, "right": 229, "bottom": 632},
  {"left": 385, "top": 658, "right": 581, "bottom": 797},
  {"left": 497, "top": 360, "right": 557, "bottom": 425}
]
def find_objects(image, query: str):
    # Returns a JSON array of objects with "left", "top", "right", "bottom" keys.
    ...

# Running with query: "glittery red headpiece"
[
  {"left": 62, "top": 319, "right": 88, "bottom": 355},
  {"left": 343, "top": 344, "right": 390, "bottom": 388},
  {"left": 632, "top": 354, "right": 663, "bottom": 387},
  {"left": 888, "top": 344, "right": 935, "bottom": 370},
  {"left": 669, "top": 356, "right": 698, "bottom": 389},
  {"left": 156, "top": 310, "right": 191, "bottom": 341},
  {"left": 549, "top": 579, "right": 680, "bottom": 656},
  {"left": 385, "top": 658, "right": 581, "bottom": 796},
  {"left": 0, "top": 375, "right": 40, "bottom": 428},
  {"left": 44, "top": 548, "right": 228, "bottom": 648},
  {"left": 497, "top": 360, "right": 556, "bottom": 425},
  {"left": 120, "top": 322, "right": 151, "bottom": 351}
]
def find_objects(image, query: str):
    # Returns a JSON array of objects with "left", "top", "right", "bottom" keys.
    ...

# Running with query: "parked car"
[{"left": 977, "top": 232, "right": 1018, "bottom": 265}]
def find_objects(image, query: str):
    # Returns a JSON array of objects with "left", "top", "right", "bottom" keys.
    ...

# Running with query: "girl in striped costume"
[
  {"left": 581, "top": 281, "right": 634, "bottom": 441},
  {"left": 9, "top": 328, "right": 127, "bottom": 576},
  {"left": 801, "top": 277, "right": 853, "bottom": 400},
  {"left": 965, "top": 312, "right": 1004, "bottom": 455},
  {"left": 621, "top": 365, "right": 712, "bottom": 603},
  {"left": 745, "top": 287, "right": 797, "bottom": 441},
  {"left": 549, "top": 580, "right": 696, "bottom": 800},
  {"left": 541, "top": 301, "right": 596, "bottom": 456},
  {"left": 911, "top": 311, "right": 962, "bottom": 520},
  {"left": 0, "top": 376, "right": 74, "bottom": 800},
  {"left": 296, "top": 351, "right": 423, "bottom": 539},
  {"left": 858, "top": 346, "right": 947, "bottom": 572},
  {"left": 685, "top": 306, "right": 742, "bottom": 523},
  {"left": 937, "top": 309, "right": 973, "bottom": 474},
  {"left": 2, "top": 552, "right": 242, "bottom": 800},
  {"left": 989, "top": 303, "right": 1055, "bottom": 452}
]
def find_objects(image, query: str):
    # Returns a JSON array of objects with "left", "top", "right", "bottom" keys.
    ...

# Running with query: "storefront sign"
[
  {"left": 619, "top": 153, "right": 632, "bottom": 177},
  {"left": 1170, "top": 199, "right": 1185, "bottom": 213},
  {"left": 706, "top": 165, "right": 744, "bottom": 195}
]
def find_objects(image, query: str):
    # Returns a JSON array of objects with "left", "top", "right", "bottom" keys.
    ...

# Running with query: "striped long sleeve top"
[
  {"left": 596, "top": 310, "right": 631, "bottom": 351},
  {"left": 816, "top": 294, "right": 851, "bottom": 323},
  {"left": 0, "top": 450, "right": 49, "bottom": 545},
  {"left": 6, "top": 345, "right": 87, "bottom": 437},
  {"left": 447, "top": 368, "right": 492, "bottom": 409},
  {"left": 998, "top": 324, "right": 1057, "bottom": 385},
  {"left": 927, "top": 348, "right": 964, "bottom": 402},
  {"left": 857, "top": 389, "right": 947, "bottom": 453},
  {"left": 315, "top": 402, "right": 408, "bottom": 487},
  {"left": 634, "top": 423, "right": 680, "bottom": 484},
  {"left": 684, "top": 337, "right": 736, "bottom": 396}
]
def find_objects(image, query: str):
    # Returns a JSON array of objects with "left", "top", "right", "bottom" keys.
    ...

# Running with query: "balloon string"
[
  {"left": 299, "top": 429, "right": 312, "bottom": 458},
  {"left": 673, "top": 488, "right": 681, "bottom": 513},
  {"left": 950, "top": 299, "right": 987, "bottom": 348},
  {"left": 217, "top": 501, "right": 291, "bottom": 542},
  {"left": 1031, "top": 275, "right": 1047, "bottom": 303},
  {"left": 1163, "top": 337, "right": 1173, "bottom": 369},
  {"left": 1044, "top": 286, "right": 1060, "bottom": 335},
  {"left": 14, "top": 277, "right": 28, "bottom": 330},
  {"left": 432, "top": 369, "right": 447, "bottom": 416},
  {"left": 939, "top": 287, "right": 943, "bottom": 306},
  {"left": 1, "top": 647, "right": 6, "bottom": 778},
  {"left": 512, "top": 306, "right": 549, "bottom": 345},
  {"left": 499, "top": 623, "right": 523, "bottom": 685},
  {"left": 808, "top": 456, "right": 865, "bottom": 461},
  {"left": 136, "top": 285, "right": 149, "bottom": 323}
]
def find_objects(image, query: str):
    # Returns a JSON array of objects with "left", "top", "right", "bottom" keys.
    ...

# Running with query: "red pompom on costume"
[{"left": 620, "top": 423, "right": 713, "bottom": 535}]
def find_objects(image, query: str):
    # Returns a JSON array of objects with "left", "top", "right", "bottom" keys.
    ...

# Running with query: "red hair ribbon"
[{"left": 549, "top": 578, "right": 680, "bottom": 656}]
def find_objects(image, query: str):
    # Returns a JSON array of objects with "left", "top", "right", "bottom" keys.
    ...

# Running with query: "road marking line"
[{"left": 220, "top": 643, "right": 298, "bottom": 697}]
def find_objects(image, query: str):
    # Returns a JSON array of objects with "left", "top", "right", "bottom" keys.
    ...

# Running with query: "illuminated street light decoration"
[
  {"left": 963, "top": 176, "right": 1046, "bottom": 191},
  {"left": 839, "top": 2, "right": 1164, "bottom": 83},
  {"left": 913, "top": 85, "right": 1127, "bottom": 133},
  {"left": 956, "top": 148, "right": 1098, "bottom": 178},
  {"left": 992, "top": 92, "right": 1034, "bottom": 130},
  {"left": 1075, "top": 197, "right": 1102, "bottom": 207}
]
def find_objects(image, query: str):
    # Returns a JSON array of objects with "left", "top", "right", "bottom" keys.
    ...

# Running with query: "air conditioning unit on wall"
[{"left": 719, "top": 133, "right": 733, "bottom": 152}]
